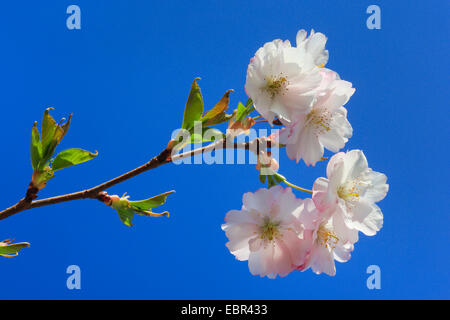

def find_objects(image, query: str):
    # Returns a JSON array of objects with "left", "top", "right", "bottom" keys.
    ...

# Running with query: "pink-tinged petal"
[
  {"left": 272, "top": 239, "right": 296, "bottom": 277},
  {"left": 296, "top": 29, "right": 307, "bottom": 47},
  {"left": 323, "top": 80, "right": 355, "bottom": 112},
  {"left": 295, "top": 229, "right": 315, "bottom": 271},
  {"left": 342, "top": 150, "right": 368, "bottom": 181},
  {"left": 296, "top": 29, "right": 329, "bottom": 67},
  {"left": 345, "top": 201, "right": 383, "bottom": 236},
  {"left": 313, "top": 177, "right": 338, "bottom": 212},
  {"left": 317, "top": 68, "right": 338, "bottom": 90},
  {"left": 297, "top": 198, "right": 321, "bottom": 229},
  {"left": 333, "top": 205, "right": 359, "bottom": 244},
  {"left": 333, "top": 245, "right": 352, "bottom": 263},
  {"left": 361, "top": 169, "right": 389, "bottom": 203},
  {"left": 297, "top": 127, "right": 324, "bottom": 166},
  {"left": 280, "top": 229, "right": 311, "bottom": 267},
  {"left": 319, "top": 127, "right": 347, "bottom": 153},
  {"left": 326, "top": 152, "right": 345, "bottom": 178},
  {"left": 225, "top": 242, "right": 251, "bottom": 261},
  {"left": 223, "top": 222, "right": 259, "bottom": 261},
  {"left": 242, "top": 189, "right": 273, "bottom": 214},
  {"left": 275, "top": 187, "right": 304, "bottom": 221},
  {"left": 306, "top": 34, "right": 328, "bottom": 65},
  {"left": 320, "top": 108, "right": 352, "bottom": 153},
  {"left": 309, "top": 244, "right": 336, "bottom": 276},
  {"left": 248, "top": 243, "right": 279, "bottom": 278},
  {"left": 224, "top": 209, "right": 258, "bottom": 225},
  {"left": 333, "top": 107, "right": 353, "bottom": 139},
  {"left": 249, "top": 237, "right": 263, "bottom": 252},
  {"left": 248, "top": 250, "right": 265, "bottom": 277}
]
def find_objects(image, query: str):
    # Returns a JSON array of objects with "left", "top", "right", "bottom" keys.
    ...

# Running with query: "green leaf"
[
  {"left": 41, "top": 108, "right": 57, "bottom": 155},
  {"left": 30, "top": 122, "right": 42, "bottom": 170},
  {"left": 52, "top": 148, "right": 98, "bottom": 171},
  {"left": 182, "top": 78, "right": 204, "bottom": 131},
  {"left": 38, "top": 109, "right": 73, "bottom": 169},
  {"left": 202, "top": 112, "right": 233, "bottom": 127},
  {"left": 259, "top": 173, "right": 267, "bottom": 184},
  {"left": 235, "top": 102, "right": 247, "bottom": 122},
  {"left": 60, "top": 113, "right": 72, "bottom": 141},
  {"left": 273, "top": 173, "right": 286, "bottom": 183},
  {"left": 202, "top": 89, "right": 232, "bottom": 124},
  {"left": 116, "top": 208, "right": 135, "bottom": 227},
  {"left": 130, "top": 190, "right": 175, "bottom": 211},
  {"left": 0, "top": 240, "right": 30, "bottom": 258},
  {"left": 235, "top": 99, "right": 254, "bottom": 122},
  {"left": 267, "top": 176, "right": 276, "bottom": 188},
  {"left": 190, "top": 128, "right": 224, "bottom": 143},
  {"left": 245, "top": 98, "right": 253, "bottom": 108}
]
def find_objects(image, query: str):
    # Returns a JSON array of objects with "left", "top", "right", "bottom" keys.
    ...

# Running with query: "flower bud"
[{"left": 256, "top": 151, "right": 279, "bottom": 176}]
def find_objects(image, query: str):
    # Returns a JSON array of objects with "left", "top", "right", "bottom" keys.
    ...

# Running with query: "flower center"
[
  {"left": 260, "top": 218, "right": 281, "bottom": 241},
  {"left": 337, "top": 178, "right": 368, "bottom": 208},
  {"left": 306, "top": 108, "right": 331, "bottom": 134},
  {"left": 263, "top": 75, "right": 288, "bottom": 98},
  {"left": 317, "top": 225, "right": 339, "bottom": 249}
]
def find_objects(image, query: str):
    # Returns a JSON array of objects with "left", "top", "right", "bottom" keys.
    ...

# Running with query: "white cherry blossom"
[
  {"left": 222, "top": 186, "right": 309, "bottom": 279},
  {"left": 313, "top": 150, "right": 389, "bottom": 236},
  {"left": 245, "top": 38, "right": 322, "bottom": 123},
  {"left": 279, "top": 70, "right": 355, "bottom": 166},
  {"left": 297, "top": 199, "right": 359, "bottom": 276}
]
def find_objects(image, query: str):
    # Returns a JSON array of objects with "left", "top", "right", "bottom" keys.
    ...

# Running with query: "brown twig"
[{"left": 0, "top": 137, "right": 272, "bottom": 221}]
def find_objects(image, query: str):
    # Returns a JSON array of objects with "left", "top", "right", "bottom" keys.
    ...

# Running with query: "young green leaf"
[
  {"left": 41, "top": 108, "right": 57, "bottom": 155},
  {"left": 235, "top": 98, "right": 254, "bottom": 122},
  {"left": 235, "top": 102, "right": 247, "bottom": 122},
  {"left": 259, "top": 173, "right": 267, "bottom": 184},
  {"left": 116, "top": 208, "right": 135, "bottom": 227},
  {"left": 202, "top": 89, "right": 232, "bottom": 123},
  {"left": 0, "top": 240, "right": 30, "bottom": 258},
  {"left": 273, "top": 173, "right": 286, "bottom": 183},
  {"left": 190, "top": 128, "right": 224, "bottom": 143},
  {"left": 52, "top": 148, "right": 98, "bottom": 171},
  {"left": 130, "top": 190, "right": 175, "bottom": 211},
  {"left": 245, "top": 98, "right": 253, "bottom": 109},
  {"left": 60, "top": 113, "right": 72, "bottom": 141},
  {"left": 267, "top": 176, "right": 277, "bottom": 188},
  {"left": 182, "top": 78, "right": 204, "bottom": 131},
  {"left": 30, "top": 122, "right": 42, "bottom": 170},
  {"left": 38, "top": 109, "right": 73, "bottom": 169}
]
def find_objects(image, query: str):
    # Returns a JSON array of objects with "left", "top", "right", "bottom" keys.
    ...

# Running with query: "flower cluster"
[
  {"left": 246, "top": 29, "right": 354, "bottom": 166},
  {"left": 223, "top": 150, "right": 388, "bottom": 278},
  {"left": 222, "top": 30, "right": 388, "bottom": 278}
]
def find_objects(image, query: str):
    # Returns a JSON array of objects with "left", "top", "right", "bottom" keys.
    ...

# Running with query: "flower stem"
[{"left": 282, "top": 180, "right": 313, "bottom": 194}]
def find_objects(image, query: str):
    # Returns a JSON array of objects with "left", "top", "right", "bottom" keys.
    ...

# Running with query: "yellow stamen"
[
  {"left": 264, "top": 75, "right": 288, "bottom": 98},
  {"left": 317, "top": 226, "right": 339, "bottom": 249},
  {"left": 260, "top": 219, "right": 280, "bottom": 241}
]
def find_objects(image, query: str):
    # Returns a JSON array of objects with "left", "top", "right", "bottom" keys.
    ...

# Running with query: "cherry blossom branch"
[{"left": 0, "top": 136, "right": 271, "bottom": 221}]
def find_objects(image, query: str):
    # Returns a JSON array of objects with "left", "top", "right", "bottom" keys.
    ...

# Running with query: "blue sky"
[{"left": 0, "top": 1, "right": 448, "bottom": 299}]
